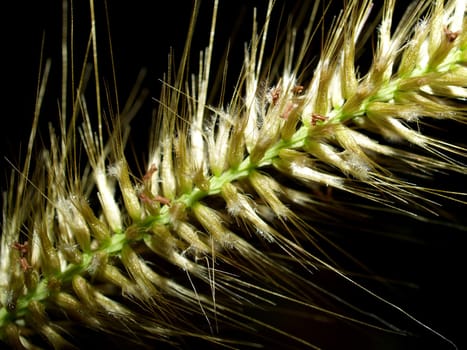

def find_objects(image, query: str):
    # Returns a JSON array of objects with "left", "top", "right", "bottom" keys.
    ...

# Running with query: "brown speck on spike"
[
  {"left": 292, "top": 85, "right": 304, "bottom": 94},
  {"left": 139, "top": 193, "right": 155, "bottom": 205},
  {"left": 281, "top": 102, "right": 298, "bottom": 119},
  {"left": 143, "top": 164, "right": 158, "bottom": 182},
  {"left": 311, "top": 113, "right": 328, "bottom": 125},
  {"left": 269, "top": 85, "right": 282, "bottom": 106},
  {"left": 19, "top": 258, "right": 32, "bottom": 272},
  {"left": 139, "top": 192, "right": 171, "bottom": 207},
  {"left": 154, "top": 194, "right": 171, "bottom": 207},
  {"left": 12, "top": 241, "right": 28, "bottom": 256},
  {"left": 12, "top": 241, "right": 31, "bottom": 271},
  {"left": 444, "top": 27, "right": 460, "bottom": 42}
]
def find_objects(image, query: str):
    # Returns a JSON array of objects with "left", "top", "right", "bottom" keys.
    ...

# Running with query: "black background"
[{"left": 1, "top": 1, "right": 465, "bottom": 349}]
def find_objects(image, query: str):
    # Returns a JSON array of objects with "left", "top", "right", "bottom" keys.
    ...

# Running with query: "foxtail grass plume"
[{"left": 1, "top": 0, "right": 466, "bottom": 349}]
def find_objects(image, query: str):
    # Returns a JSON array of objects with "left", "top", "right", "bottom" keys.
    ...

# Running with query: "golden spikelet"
[{"left": 1, "top": 0, "right": 466, "bottom": 349}]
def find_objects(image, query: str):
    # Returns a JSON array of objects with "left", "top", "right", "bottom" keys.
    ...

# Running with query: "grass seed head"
[{"left": 1, "top": 0, "right": 467, "bottom": 349}]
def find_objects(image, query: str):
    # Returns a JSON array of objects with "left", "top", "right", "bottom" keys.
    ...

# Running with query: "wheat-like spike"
[{"left": 1, "top": 0, "right": 466, "bottom": 349}]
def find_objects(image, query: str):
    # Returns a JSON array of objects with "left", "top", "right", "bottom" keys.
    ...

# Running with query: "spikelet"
[{"left": 1, "top": 0, "right": 466, "bottom": 349}]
